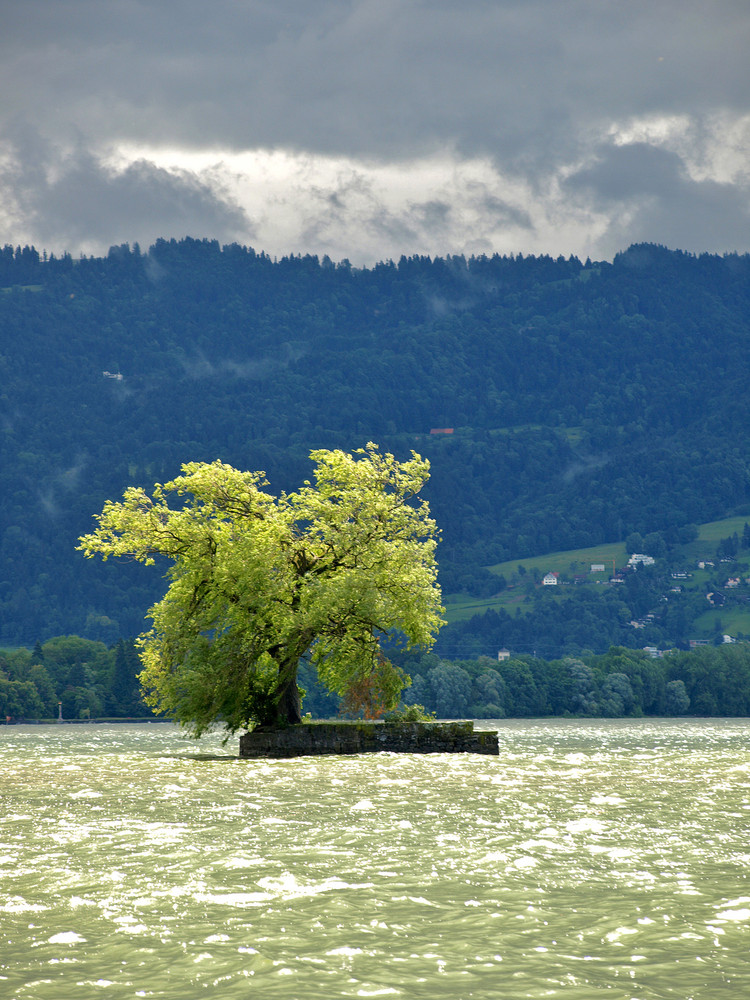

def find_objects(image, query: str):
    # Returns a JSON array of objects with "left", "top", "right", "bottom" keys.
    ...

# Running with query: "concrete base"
[{"left": 238, "top": 720, "right": 499, "bottom": 758}]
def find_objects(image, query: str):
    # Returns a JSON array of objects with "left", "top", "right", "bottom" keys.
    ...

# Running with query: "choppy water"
[{"left": 1, "top": 719, "right": 749, "bottom": 999}]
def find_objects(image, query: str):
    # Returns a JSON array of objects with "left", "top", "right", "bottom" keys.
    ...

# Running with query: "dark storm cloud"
[
  {"left": 2, "top": 0, "right": 747, "bottom": 161},
  {"left": 0, "top": 124, "right": 250, "bottom": 249},
  {"left": 0, "top": 0, "right": 748, "bottom": 257},
  {"left": 565, "top": 142, "right": 750, "bottom": 257}
]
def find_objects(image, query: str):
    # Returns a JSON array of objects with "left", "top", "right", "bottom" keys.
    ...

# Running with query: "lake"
[{"left": 1, "top": 719, "right": 749, "bottom": 998}]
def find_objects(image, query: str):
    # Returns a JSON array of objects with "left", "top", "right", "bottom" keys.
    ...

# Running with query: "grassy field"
[
  {"left": 487, "top": 541, "right": 628, "bottom": 581},
  {"left": 690, "top": 607, "right": 750, "bottom": 638},
  {"left": 694, "top": 515, "right": 750, "bottom": 543},
  {"left": 443, "top": 588, "right": 532, "bottom": 624},
  {"left": 678, "top": 515, "right": 750, "bottom": 564}
]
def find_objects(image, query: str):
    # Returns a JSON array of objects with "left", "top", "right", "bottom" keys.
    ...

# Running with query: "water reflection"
[{"left": 1, "top": 719, "right": 749, "bottom": 998}]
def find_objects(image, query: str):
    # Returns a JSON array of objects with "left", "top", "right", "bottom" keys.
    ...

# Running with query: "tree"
[
  {"left": 426, "top": 662, "right": 472, "bottom": 717},
  {"left": 470, "top": 671, "right": 507, "bottom": 718},
  {"left": 77, "top": 444, "right": 443, "bottom": 736},
  {"left": 567, "top": 658, "right": 599, "bottom": 714},
  {"left": 339, "top": 647, "right": 407, "bottom": 719},
  {"left": 600, "top": 671, "right": 636, "bottom": 716},
  {"left": 664, "top": 679, "right": 690, "bottom": 715},
  {"left": 109, "top": 638, "right": 146, "bottom": 716},
  {"left": 625, "top": 532, "right": 644, "bottom": 555}
]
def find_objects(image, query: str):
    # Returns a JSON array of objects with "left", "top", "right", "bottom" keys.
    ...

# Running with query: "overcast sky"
[{"left": 1, "top": 0, "right": 748, "bottom": 264}]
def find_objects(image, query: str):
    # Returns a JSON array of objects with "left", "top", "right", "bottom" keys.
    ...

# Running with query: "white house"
[
  {"left": 628, "top": 553, "right": 655, "bottom": 568},
  {"left": 542, "top": 572, "right": 558, "bottom": 586}
]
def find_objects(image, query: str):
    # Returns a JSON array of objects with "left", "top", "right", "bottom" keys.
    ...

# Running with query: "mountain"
[{"left": 1, "top": 238, "right": 749, "bottom": 648}]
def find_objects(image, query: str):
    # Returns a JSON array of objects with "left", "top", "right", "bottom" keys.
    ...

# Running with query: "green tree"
[
  {"left": 0, "top": 678, "right": 45, "bottom": 720},
  {"left": 425, "top": 662, "right": 472, "bottom": 718},
  {"left": 78, "top": 445, "right": 443, "bottom": 735},
  {"left": 470, "top": 671, "right": 507, "bottom": 718},
  {"left": 664, "top": 679, "right": 690, "bottom": 715},
  {"left": 28, "top": 664, "right": 57, "bottom": 716},
  {"left": 625, "top": 532, "right": 644, "bottom": 555},
  {"left": 600, "top": 672, "right": 636, "bottom": 716},
  {"left": 567, "top": 658, "right": 599, "bottom": 714},
  {"left": 109, "top": 639, "right": 146, "bottom": 716}
]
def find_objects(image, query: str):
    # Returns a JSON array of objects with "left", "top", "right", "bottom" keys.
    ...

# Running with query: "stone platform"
[{"left": 238, "top": 720, "right": 499, "bottom": 758}]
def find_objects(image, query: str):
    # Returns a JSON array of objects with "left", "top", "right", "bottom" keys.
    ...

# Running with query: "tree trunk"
[
  {"left": 266, "top": 632, "right": 313, "bottom": 727},
  {"left": 277, "top": 666, "right": 302, "bottom": 725},
  {"left": 264, "top": 653, "right": 302, "bottom": 726}
]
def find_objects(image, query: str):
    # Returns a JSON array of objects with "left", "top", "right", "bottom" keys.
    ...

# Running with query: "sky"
[{"left": 1, "top": 0, "right": 749, "bottom": 264}]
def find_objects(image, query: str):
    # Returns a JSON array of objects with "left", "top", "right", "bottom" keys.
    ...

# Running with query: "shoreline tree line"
[{"left": 3, "top": 635, "right": 750, "bottom": 724}]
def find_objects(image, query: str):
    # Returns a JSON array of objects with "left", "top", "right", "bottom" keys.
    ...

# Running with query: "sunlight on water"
[{"left": 1, "top": 719, "right": 749, "bottom": 998}]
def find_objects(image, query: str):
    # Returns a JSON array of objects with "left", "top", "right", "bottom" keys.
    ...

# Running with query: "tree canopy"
[{"left": 77, "top": 444, "right": 444, "bottom": 735}]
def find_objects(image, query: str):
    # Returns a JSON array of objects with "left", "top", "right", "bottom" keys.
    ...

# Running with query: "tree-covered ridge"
[{"left": 1, "top": 238, "right": 750, "bottom": 648}]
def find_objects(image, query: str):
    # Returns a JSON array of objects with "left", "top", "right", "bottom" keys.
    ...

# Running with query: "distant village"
[{"left": 498, "top": 550, "right": 750, "bottom": 662}]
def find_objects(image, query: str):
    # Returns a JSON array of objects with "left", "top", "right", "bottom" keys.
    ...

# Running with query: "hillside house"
[
  {"left": 542, "top": 572, "right": 558, "bottom": 586},
  {"left": 628, "top": 553, "right": 655, "bottom": 568}
]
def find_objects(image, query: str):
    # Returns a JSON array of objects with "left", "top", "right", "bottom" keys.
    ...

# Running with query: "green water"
[{"left": 1, "top": 719, "right": 749, "bottom": 999}]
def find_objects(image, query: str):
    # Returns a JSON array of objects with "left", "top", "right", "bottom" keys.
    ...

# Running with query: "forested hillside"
[{"left": 2, "top": 239, "right": 749, "bottom": 651}]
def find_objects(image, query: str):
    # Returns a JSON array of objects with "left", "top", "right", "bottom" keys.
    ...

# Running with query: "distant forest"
[{"left": 2, "top": 238, "right": 750, "bottom": 657}]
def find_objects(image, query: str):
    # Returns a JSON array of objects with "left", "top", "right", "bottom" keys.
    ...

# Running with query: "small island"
[{"left": 239, "top": 720, "right": 499, "bottom": 757}]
